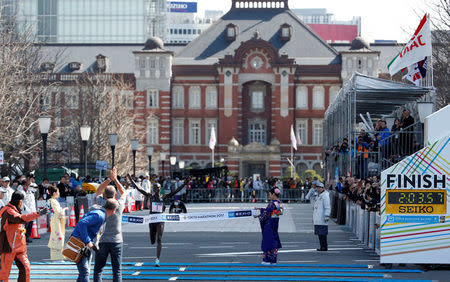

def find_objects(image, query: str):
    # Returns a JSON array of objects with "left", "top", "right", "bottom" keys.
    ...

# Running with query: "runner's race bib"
[{"left": 152, "top": 202, "right": 164, "bottom": 213}]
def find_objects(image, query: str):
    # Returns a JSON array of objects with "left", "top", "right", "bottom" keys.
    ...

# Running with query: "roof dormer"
[
  {"left": 226, "top": 23, "right": 237, "bottom": 42},
  {"left": 96, "top": 54, "right": 107, "bottom": 73},
  {"left": 280, "top": 23, "right": 292, "bottom": 42},
  {"left": 68, "top": 62, "right": 81, "bottom": 72}
]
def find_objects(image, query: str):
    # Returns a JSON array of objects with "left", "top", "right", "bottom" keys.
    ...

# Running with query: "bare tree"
[
  {"left": 431, "top": 0, "right": 450, "bottom": 109},
  {"left": 0, "top": 3, "right": 58, "bottom": 176},
  {"left": 62, "top": 73, "right": 141, "bottom": 177}
]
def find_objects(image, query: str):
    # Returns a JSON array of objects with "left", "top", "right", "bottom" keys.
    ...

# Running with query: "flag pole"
[
  {"left": 290, "top": 144, "right": 293, "bottom": 178},
  {"left": 212, "top": 148, "right": 214, "bottom": 168}
]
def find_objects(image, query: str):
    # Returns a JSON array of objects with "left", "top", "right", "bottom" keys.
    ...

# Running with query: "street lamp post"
[
  {"left": 131, "top": 139, "right": 139, "bottom": 177},
  {"left": 38, "top": 116, "right": 51, "bottom": 178},
  {"left": 147, "top": 146, "right": 154, "bottom": 176},
  {"left": 80, "top": 125, "right": 91, "bottom": 178},
  {"left": 179, "top": 161, "right": 185, "bottom": 178},
  {"left": 109, "top": 133, "right": 118, "bottom": 168},
  {"left": 160, "top": 153, "right": 167, "bottom": 177},
  {"left": 169, "top": 156, "right": 177, "bottom": 179}
]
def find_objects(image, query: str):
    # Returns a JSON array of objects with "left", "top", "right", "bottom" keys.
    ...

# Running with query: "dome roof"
[
  {"left": 350, "top": 37, "right": 370, "bottom": 50},
  {"left": 143, "top": 37, "right": 164, "bottom": 50}
]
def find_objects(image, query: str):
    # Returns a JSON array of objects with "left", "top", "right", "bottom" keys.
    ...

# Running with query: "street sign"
[
  {"left": 0, "top": 151, "right": 3, "bottom": 165},
  {"left": 95, "top": 160, "right": 108, "bottom": 171}
]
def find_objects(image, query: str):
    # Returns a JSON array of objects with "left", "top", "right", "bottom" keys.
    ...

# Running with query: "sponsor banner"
[
  {"left": 386, "top": 214, "right": 442, "bottom": 224},
  {"left": 169, "top": 1, "right": 197, "bottom": 13},
  {"left": 122, "top": 209, "right": 256, "bottom": 225}
]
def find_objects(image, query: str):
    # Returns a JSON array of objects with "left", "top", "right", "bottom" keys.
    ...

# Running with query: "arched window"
[
  {"left": 313, "top": 163, "right": 323, "bottom": 178},
  {"left": 147, "top": 117, "right": 159, "bottom": 145}
]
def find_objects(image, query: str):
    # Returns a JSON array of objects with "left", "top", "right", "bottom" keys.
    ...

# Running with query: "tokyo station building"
[{"left": 41, "top": 0, "right": 386, "bottom": 178}]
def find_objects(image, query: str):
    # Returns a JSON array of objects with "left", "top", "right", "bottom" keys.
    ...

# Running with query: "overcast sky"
[{"left": 194, "top": 0, "right": 439, "bottom": 43}]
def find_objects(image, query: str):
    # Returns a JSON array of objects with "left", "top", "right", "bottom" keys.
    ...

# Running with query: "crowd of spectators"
[
  {"left": 332, "top": 175, "right": 381, "bottom": 212},
  {"left": 325, "top": 109, "right": 417, "bottom": 179}
]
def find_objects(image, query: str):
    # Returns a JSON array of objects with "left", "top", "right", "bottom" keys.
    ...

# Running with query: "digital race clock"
[{"left": 386, "top": 189, "right": 447, "bottom": 214}]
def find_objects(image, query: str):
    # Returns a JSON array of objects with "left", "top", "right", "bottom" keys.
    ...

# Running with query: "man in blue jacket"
[{"left": 72, "top": 198, "right": 118, "bottom": 282}]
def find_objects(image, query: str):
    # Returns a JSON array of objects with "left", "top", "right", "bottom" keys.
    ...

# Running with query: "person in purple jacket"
[{"left": 71, "top": 199, "right": 118, "bottom": 282}]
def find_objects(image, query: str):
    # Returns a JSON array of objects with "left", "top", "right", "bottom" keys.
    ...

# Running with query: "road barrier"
[{"left": 329, "top": 191, "right": 380, "bottom": 254}]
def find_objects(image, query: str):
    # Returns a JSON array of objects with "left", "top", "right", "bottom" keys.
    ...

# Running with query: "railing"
[
  {"left": 325, "top": 121, "right": 423, "bottom": 178},
  {"left": 329, "top": 190, "right": 381, "bottom": 254}
]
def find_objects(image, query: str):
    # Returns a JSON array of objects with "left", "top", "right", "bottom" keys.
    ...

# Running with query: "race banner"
[
  {"left": 388, "top": 14, "right": 432, "bottom": 76},
  {"left": 122, "top": 209, "right": 256, "bottom": 225}
]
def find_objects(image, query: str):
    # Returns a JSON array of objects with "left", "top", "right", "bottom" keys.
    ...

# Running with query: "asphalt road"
[{"left": 19, "top": 203, "right": 450, "bottom": 281}]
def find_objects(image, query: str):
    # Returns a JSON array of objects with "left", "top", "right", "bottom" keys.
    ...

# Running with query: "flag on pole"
[
  {"left": 290, "top": 125, "right": 297, "bottom": 150},
  {"left": 297, "top": 134, "right": 302, "bottom": 146},
  {"left": 402, "top": 57, "right": 427, "bottom": 86},
  {"left": 388, "top": 14, "right": 432, "bottom": 76},
  {"left": 209, "top": 126, "right": 216, "bottom": 150}
]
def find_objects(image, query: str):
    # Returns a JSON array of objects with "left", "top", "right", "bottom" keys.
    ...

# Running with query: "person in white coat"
[{"left": 313, "top": 182, "right": 331, "bottom": 251}]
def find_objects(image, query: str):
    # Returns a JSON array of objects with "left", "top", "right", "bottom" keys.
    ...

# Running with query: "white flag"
[
  {"left": 402, "top": 58, "right": 427, "bottom": 86},
  {"left": 388, "top": 14, "right": 432, "bottom": 76},
  {"left": 209, "top": 126, "right": 216, "bottom": 150},
  {"left": 290, "top": 125, "right": 297, "bottom": 151}
]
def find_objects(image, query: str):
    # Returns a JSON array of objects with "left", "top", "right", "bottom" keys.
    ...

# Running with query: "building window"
[
  {"left": 248, "top": 119, "right": 266, "bottom": 145},
  {"left": 121, "top": 90, "right": 134, "bottom": 109},
  {"left": 148, "top": 89, "right": 158, "bottom": 108},
  {"left": 280, "top": 23, "right": 291, "bottom": 41},
  {"left": 296, "top": 119, "right": 308, "bottom": 145},
  {"left": 172, "top": 119, "right": 184, "bottom": 145},
  {"left": 205, "top": 86, "right": 217, "bottom": 109},
  {"left": 159, "top": 57, "right": 166, "bottom": 79},
  {"left": 205, "top": 119, "right": 217, "bottom": 144},
  {"left": 147, "top": 118, "right": 159, "bottom": 145},
  {"left": 139, "top": 57, "right": 146, "bottom": 77},
  {"left": 312, "top": 119, "right": 323, "bottom": 146},
  {"left": 312, "top": 86, "right": 325, "bottom": 109},
  {"left": 329, "top": 85, "right": 340, "bottom": 105},
  {"left": 189, "top": 86, "right": 201, "bottom": 109},
  {"left": 189, "top": 119, "right": 201, "bottom": 145},
  {"left": 296, "top": 85, "right": 308, "bottom": 109},
  {"left": 251, "top": 91, "right": 264, "bottom": 109},
  {"left": 173, "top": 86, "right": 184, "bottom": 108},
  {"left": 150, "top": 58, "right": 156, "bottom": 78},
  {"left": 40, "top": 92, "right": 52, "bottom": 111},
  {"left": 65, "top": 90, "right": 78, "bottom": 109},
  {"left": 226, "top": 24, "right": 237, "bottom": 41}
]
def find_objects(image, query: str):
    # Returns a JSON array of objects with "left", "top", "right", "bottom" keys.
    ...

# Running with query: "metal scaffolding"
[{"left": 323, "top": 72, "right": 435, "bottom": 179}]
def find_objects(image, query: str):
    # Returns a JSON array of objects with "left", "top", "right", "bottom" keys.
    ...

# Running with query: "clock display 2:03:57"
[{"left": 387, "top": 190, "right": 446, "bottom": 205}]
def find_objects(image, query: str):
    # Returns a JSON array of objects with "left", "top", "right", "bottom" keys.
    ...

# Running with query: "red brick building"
[{"left": 41, "top": 0, "right": 386, "bottom": 178}]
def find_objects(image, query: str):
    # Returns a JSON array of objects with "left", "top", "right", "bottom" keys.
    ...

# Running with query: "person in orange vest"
[
  {"left": 357, "top": 137, "right": 370, "bottom": 179},
  {"left": 0, "top": 191, "right": 48, "bottom": 282}
]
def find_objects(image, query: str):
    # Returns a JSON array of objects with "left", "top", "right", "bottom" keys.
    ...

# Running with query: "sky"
[{"left": 194, "top": 0, "right": 440, "bottom": 43}]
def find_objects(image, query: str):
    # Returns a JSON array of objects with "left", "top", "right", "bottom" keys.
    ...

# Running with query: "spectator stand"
[{"left": 323, "top": 72, "right": 434, "bottom": 178}]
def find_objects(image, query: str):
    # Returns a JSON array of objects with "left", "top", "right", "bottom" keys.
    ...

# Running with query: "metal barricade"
[
  {"left": 375, "top": 213, "right": 381, "bottom": 254},
  {"left": 368, "top": 211, "right": 376, "bottom": 249}
]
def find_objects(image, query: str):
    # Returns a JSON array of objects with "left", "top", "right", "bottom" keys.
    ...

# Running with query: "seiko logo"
[{"left": 398, "top": 206, "right": 434, "bottom": 213}]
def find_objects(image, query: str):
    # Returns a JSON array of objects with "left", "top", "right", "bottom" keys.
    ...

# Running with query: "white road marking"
[
  {"left": 169, "top": 277, "right": 178, "bottom": 280},
  {"left": 197, "top": 247, "right": 362, "bottom": 256},
  {"left": 179, "top": 267, "right": 186, "bottom": 272},
  {"left": 135, "top": 262, "right": 144, "bottom": 266},
  {"left": 132, "top": 271, "right": 140, "bottom": 276}
]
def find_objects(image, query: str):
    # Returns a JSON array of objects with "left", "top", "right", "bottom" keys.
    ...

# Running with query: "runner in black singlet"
[{"left": 127, "top": 174, "right": 189, "bottom": 266}]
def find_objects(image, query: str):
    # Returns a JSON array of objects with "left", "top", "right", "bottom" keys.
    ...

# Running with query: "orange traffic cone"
[
  {"left": 30, "top": 220, "right": 39, "bottom": 239},
  {"left": 123, "top": 197, "right": 129, "bottom": 213},
  {"left": 69, "top": 206, "right": 76, "bottom": 227},
  {"left": 131, "top": 196, "right": 136, "bottom": 212},
  {"left": 79, "top": 205, "right": 85, "bottom": 220}
]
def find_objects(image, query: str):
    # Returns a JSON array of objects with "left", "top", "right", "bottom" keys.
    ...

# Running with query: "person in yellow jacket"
[{"left": 47, "top": 185, "right": 68, "bottom": 261}]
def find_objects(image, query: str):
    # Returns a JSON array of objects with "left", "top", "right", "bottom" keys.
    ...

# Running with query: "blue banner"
[
  {"left": 386, "top": 214, "right": 442, "bottom": 224},
  {"left": 169, "top": 1, "right": 197, "bottom": 13}
]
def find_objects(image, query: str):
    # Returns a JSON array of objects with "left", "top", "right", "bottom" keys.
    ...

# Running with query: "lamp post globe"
[
  {"left": 109, "top": 133, "right": 118, "bottom": 168},
  {"left": 131, "top": 139, "right": 139, "bottom": 177},
  {"left": 80, "top": 125, "right": 91, "bottom": 178},
  {"left": 38, "top": 115, "right": 51, "bottom": 178}
]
